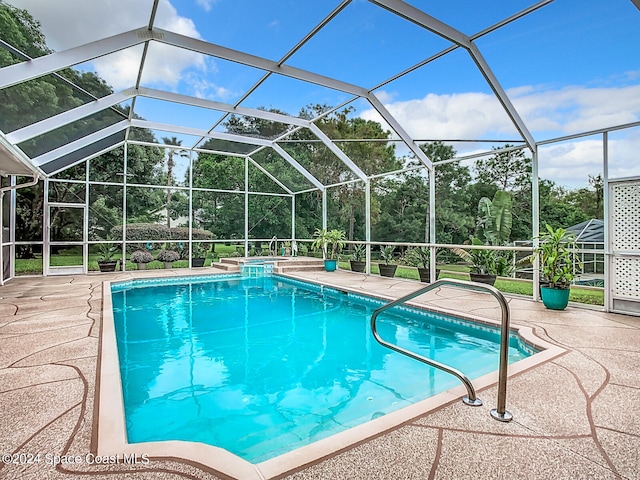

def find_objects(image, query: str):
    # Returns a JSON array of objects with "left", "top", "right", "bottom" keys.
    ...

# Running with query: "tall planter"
[
  {"left": 98, "top": 260, "right": 118, "bottom": 273},
  {"left": 324, "top": 259, "right": 337, "bottom": 272},
  {"left": 417, "top": 267, "right": 431, "bottom": 283},
  {"left": 469, "top": 273, "right": 497, "bottom": 286},
  {"left": 379, "top": 264, "right": 397, "bottom": 278},
  {"left": 350, "top": 260, "right": 366, "bottom": 273},
  {"left": 192, "top": 257, "right": 206, "bottom": 267},
  {"left": 540, "top": 286, "right": 570, "bottom": 310}
]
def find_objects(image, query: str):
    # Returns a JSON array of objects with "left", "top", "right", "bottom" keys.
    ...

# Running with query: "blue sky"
[{"left": 9, "top": 0, "right": 640, "bottom": 186}]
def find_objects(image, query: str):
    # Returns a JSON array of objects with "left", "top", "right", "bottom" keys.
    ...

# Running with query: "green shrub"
[
  {"left": 111, "top": 223, "right": 170, "bottom": 252},
  {"left": 110, "top": 224, "right": 215, "bottom": 253}
]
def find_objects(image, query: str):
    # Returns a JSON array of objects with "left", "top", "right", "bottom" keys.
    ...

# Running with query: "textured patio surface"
[{"left": 0, "top": 267, "right": 638, "bottom": 479}]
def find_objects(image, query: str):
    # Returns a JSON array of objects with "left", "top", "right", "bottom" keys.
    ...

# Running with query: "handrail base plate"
[
  {"left": 490, "top": 409, "right": 513, "bottom": 422},
  {"left": 463, "top": 396, "right": 483, "bottom": 407}
]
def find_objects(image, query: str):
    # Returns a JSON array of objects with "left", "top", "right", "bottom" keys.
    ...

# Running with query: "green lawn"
[{"left": 338, "top": 261, "right": 604, "bottom": 306}]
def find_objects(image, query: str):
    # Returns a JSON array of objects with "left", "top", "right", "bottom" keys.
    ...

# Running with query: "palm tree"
[{"left": 162, "top": 136, "right": 188, "bottom": 228}]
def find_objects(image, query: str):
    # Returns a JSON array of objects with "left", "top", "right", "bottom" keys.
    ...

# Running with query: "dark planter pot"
[
  {"left": 379, "top": 264, "right": 397, "bottom": 278},
  {"left": 350, "top": 260, "right": 366, "bottom": 273},
  {"left": 192, "top": 257, "right": 206, "bottom": 267},
  {"left": 469, "top": 273, "right": 497, "bottom": 286},
  {"left": 417, "top": 267, "right": 431, "bottom": 283},
  {"left": 98, "top": 261, "right": 118, "bottom": 273},
  {"left": 540, "top": 286, "right": 570, "bottom": 310},
  {"left": 324, "top": 259, "right": 338, "bottom": 272}
]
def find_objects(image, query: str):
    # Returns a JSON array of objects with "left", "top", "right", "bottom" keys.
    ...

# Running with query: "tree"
[
  {"left": 292, "top": 105, "right": 400, "bottom": 241},
  {"left": 475, "top": 145, "right": 532, "bottom": 192},
  {"left": 539, "top": 180, "right": 589, "bottom": 229},
  {"left": 420, "top": 142, "right": 475, "bottom": 244},
  {"left": 162, "top": 137, "right": 188, "bottom": 228},
  {"left": 372, "top": 172, "right": 429, "bottom": 243}
]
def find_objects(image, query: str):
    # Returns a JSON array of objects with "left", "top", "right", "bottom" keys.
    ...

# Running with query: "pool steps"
[{"left": 215, "top": 256, "right": 326, "bottom": 274}]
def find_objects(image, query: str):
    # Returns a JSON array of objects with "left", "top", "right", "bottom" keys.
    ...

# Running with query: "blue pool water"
[{"left": 111, "top": 274, "right": 532, "bottom": 463}]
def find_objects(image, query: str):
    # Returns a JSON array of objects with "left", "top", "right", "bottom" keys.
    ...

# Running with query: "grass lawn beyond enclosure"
[{"left": 13, "top": 247, "right": 603, "bottom": 306}]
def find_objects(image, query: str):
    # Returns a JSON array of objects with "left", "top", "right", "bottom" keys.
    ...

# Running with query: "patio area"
[{"left": 0, "top": 267, "right": 638, "bottom": 479}]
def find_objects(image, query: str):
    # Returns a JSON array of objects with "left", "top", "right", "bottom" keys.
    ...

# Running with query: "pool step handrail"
[{"left": 370, "top": 278, "right": 513, "bottom": 422}]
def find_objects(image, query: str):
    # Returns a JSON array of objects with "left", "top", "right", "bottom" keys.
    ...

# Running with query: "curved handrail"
[{"left": 370, "top": 278, "right": 513, "bottom": 420}]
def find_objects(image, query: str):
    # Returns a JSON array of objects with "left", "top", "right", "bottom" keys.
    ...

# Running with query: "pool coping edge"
[{"left": 97, "top": 273, "right": 566, "bottom": 480}]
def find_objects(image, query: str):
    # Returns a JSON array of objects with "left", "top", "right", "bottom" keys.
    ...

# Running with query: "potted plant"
[
  {"left": 535, "top": 224, "right": 581, "bottom": 310},
  {"left": 350, "top": 243, "right": 366, "bottom": 273},
  {"left": 130, "top": 249, "right": 153, "bottom": 270},
  {"left": 157, "top": 249, "right": 180, "bottom": 269},
  {"left": 191, "top": 243, "right": 209, "bottom": 267},
  {"left": 311, "top": 228, "right": 346, "bottom": 272},
  {"left": 379, "top": 245, "right": 397, "bottom": 278},
  {"left": 96, "top": 241, "right": 119, "bottom": 273},
  {"left": 404, "top": 246, "right": 433, "bottom": 283},
  {"left": 452, "top": 237, "right": 498, "bottom": 285}
]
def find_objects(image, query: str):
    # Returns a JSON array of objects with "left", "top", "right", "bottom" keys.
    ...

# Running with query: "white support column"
[
  {"left": 84, "top": 159, "right": 89, "bottom": 274},
  {"left": 365, "top": 180, "right": 372, "bottom": 274},
  {"left": 429, "top": 166, "right": 436, "bottom": 283},
  {"left": 188, "top": 151, "right": 194, "bottom": 267},
  {"left": 531, "top": 146, "right": 540, "bottom": 301},
  {"left": 122, "top": 143, "right": 128, "bottom": 268},
  {"left": 43, "top": 178, "right": 50, "bottom": 276},
  {"left": 322, "top": 189, "right": 327, "bottom": 231},
  {"left": 244, "top": 157, "right": 249, "bottom": 257},
  {"left": 291, "top": 194, "right": 296, "bottom": 242},
  {"left": 603, "top": 132, "right": 610, "bottom": 312}
]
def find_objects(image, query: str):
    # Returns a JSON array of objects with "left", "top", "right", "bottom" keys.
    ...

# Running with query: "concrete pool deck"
[{"left": 0, "top": 266, "right": 638, "bottom": 479}]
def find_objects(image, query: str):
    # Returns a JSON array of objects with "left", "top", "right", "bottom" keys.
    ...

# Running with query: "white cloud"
[
  {"left": 195, "top": 0, "right": 217, "bottom": 12},
  {"left": 363, "top": 84, "right": 640, "bottom": 142},
  {"left": 11, "top": 0, "right": 208, "bottom": 91},
  {"left": 363, "top": 91, "right": 515, "bottom": 140}
]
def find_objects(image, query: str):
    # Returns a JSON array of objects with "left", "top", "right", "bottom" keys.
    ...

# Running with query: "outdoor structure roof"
[
  {"left": 1, "top": 0, "right": 639, "bottom": 187},
  {"left": 567, "top": 219, "right": 605, "bottom": 244}
]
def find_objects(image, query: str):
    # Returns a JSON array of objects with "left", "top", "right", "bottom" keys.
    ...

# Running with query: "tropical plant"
[
  {"left": 404, "top": 246, "right": 431, "bottom": 269},
  {"left": 130, "top": 250, "right": 153, "bottom": 264},
  {"left": 477, "top": 190, "right": 513, "bottom": 246},
  {"left": 534, "top": 224, "right": 581, "bottom": 288},
  {"left": 380, "top": 245, "right": 396, "bottom": 265},
  {"left": 192, "top": 243, "right": 209, "bottom": 258},
  {"left": 351, "top": 243, "right": 366, "bottom": 262},
  {"left": 97, "top": 240, "right": 118, "bottom": 262},
  {"left": 452, "top": 237, "right": 498, "bottom": 275},
  {"left": 311, "top": 228, "right": 346, "bottom": 260},
  {"left": 156, "top": 249, "right": 180, "bottom": 263}
]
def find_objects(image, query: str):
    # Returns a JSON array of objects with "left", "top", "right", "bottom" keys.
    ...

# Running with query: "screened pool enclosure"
[{"left": 1, "top": 0, "right": 639, "bottom": 315}]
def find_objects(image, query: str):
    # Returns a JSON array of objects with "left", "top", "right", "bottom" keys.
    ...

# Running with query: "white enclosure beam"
[
  {"left": 0, "top": 29, "right": 148, "bottom": 90},
  {"left": 7, "top": 90, "right": 135, "bottom": 144},
  {"left": 467, "top": 45, "right": 536, "bottom": 151},
  {"left": 271, "top": 144, "right": 324, "bottom": 190},
  {"left": 366, "top": 93, "right": 433, "bottom": 169},
  {"left": 368, "top": 0, "right": 471, "bottom": 47},
  {"left": 247, "top": 156, "right": 294, "bottom": 195},
  {"left": 369, "top": 0, "right": 537, "bottom": 151},
  {"left": 154, "top": 29, "right": 369, "bottom": 97},
  {"left": 130, "top": 119, "right": 272, "bottom": 147},
  {"left": 140, "top": 88, "right": 310, "bottom": 128},
  {"left": 31, "top": 120, "right": 128, "bottom": 167},
  {"left": 307, "top": 123, "right": 368, "bottom": 181}
]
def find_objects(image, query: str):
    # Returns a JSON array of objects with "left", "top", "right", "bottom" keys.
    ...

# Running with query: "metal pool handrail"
[{"left": 370, "top": 278, "right": 513, "bottom": 422}]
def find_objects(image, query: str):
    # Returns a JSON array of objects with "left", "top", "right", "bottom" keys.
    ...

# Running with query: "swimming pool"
[{"left": 110, "top": 274, "right": 534, "bottom": 463}]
